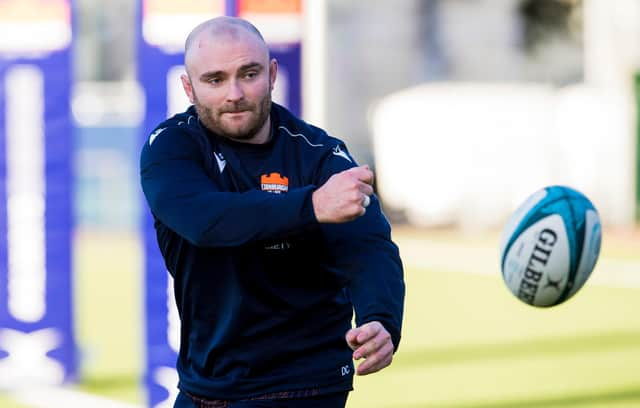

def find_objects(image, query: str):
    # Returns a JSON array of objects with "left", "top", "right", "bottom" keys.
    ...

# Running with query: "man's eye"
[
  {"left": 209, "top": 78, "right": 223, "bottom": 84},
  {"left": 244, "top": 72, "right": 257, "bottom": 79}
]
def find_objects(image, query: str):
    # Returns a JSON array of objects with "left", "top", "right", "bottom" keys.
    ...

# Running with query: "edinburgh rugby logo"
[{"left": 261, "top": 172, "right": 288, "bottom": 194}]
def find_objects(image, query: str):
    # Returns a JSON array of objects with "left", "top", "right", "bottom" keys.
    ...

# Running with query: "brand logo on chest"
[{"left": 261, "top": 172, "right": 288, "bottom": 194}]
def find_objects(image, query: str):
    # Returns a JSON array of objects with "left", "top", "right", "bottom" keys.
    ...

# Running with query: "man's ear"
[
  {"left": 269, "top": 58, "right": 278, "bottom": 91},
  {"left": 181, "top": 73, "right": 195, "bottom": 103}
]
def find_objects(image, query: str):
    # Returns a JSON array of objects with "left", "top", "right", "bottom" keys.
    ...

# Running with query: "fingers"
[
  {"left": 358, "top": 182, "right": 374, "bottom": 198},
  {"left": 345, "top": 324, "right": 376, "bottom": 350},
  {"left": 351, "top": 166, "right": 373, "bottom": 212},
  {"left": 345, "top": 328, "right": 360, "bottom": 351},
  {"left": 353, "top": 321, "right": 381, "bottom": 345},
  {"left": 345, "top": 322, "right": 394, "bottom": 376},
  {"left": 312, "top": 165, "right": 375, "bottom": 223},
  {"left": 352, "top": 322, "right": 383, "bottom": 359},
  {"left": 355, "top": 341, "right": 394, "bottom": 375},
  {"left": 346, "top": 165, "right": 374, "bottom": 185}
]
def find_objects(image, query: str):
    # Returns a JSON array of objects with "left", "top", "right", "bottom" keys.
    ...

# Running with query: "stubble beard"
[{"left": 193, "top": 86, "right": 272, "bottom": 142}]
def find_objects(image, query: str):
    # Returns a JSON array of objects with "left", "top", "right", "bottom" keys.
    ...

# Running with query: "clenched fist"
[
  {"left": 346, "top": 321, "right": 394, "bottom": 375},
  {"left": 312, "top": 165, "right": 374, "bottom": 223}
]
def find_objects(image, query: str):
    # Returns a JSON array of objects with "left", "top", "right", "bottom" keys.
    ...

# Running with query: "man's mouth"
[{"left": 222, "top": 106, "right": 251, "bottom": 114}]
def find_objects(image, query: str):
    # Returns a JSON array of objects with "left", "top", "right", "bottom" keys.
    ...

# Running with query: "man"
[{"left": 140, "top": 16, "right": 404, "bottom": 408}]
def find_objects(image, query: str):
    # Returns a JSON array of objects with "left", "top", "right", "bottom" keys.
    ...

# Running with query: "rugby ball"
[{"left": 500, "top": 186, "right": 602, "bottom": 307}]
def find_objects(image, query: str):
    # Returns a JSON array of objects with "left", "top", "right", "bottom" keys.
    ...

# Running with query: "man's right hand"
[{"left": 312, "top": 165, "right": 374, "bottom": 223}]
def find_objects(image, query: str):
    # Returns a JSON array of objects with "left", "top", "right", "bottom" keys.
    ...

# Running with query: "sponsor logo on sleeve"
[
  {"left": 332, "top": 145, "right": 352, "bottom": 163},
  {"left": 149, "top": 127, "right": 165, "bottom": 145}
]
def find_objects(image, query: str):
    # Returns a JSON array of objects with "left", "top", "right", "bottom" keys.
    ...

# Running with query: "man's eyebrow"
[
  {"left": 198, "top": 63, "right": 264, "bottom": 82},
  {"left": 199, "top": 70, "right": 225, "bottom": 81},
  {"left": 238, "top": 62, "right": 263, "bottom": 72}
]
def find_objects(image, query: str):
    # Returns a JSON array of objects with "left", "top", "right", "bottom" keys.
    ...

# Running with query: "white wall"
[{"left": 371, "top": 82, "right": 635, "bottom": 228}]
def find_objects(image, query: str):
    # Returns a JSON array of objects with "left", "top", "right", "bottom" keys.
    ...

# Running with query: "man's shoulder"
[
  {"left": 272, "top": 103, "right": 345, "bottom": 151},
  {"left": 141, "top": 107, "right": 209, "bottom": 167},
  {"left": 144, "top": 107, "right": 202, "bottom": 150},
  {"left": 153, "top": 106, "right": 199, "bottom": 134}
]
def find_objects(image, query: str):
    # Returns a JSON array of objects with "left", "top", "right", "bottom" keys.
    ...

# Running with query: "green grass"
[
  {"left": 349, "top": 266, "right": 640, "bottom": 407},
  {"left": 2, "top": 228, "right": 640, "bottom": 407},
  {"left": 0, "top": 395, "right": 30, "bottom": 408},
  {"left": 348, "top": 227, "right": 640, "bottom": 407},
  {"left": 72, "top": 229, "right": 144, "bottom": 404}
]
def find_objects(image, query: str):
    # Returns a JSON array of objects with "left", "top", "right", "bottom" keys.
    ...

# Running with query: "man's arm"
[
  {"left": 316, "top": 144, "right": 406, "bottom": 375},
  {"left": 140, "top": 128, "right": 319, "bottom": 247},
  {"left": 140, "top": 128, "right": 373, "bottom": 247},
  {"left": 323, "top": 195, "right": 404, "bottom": 341}
]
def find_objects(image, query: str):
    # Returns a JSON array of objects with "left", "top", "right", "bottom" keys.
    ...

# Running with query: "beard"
[{"left": 193, "top": 86, "right": 272, "bottom": 142}]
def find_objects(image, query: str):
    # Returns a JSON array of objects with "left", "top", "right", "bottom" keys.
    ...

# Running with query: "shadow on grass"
[
  {"left": 396, "top": 385, "right": 640, "bottom": 408},
  {"left": 395, "top": 330, "right": 640, "bottom": 367}
]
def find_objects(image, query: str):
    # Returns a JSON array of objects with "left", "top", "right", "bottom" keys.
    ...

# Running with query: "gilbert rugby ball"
[{"left": 500, "top": 186, "right": 602, "bottom": 307}]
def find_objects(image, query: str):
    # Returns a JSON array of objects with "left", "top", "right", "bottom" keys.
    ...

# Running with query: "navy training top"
[{"left": 140, "top": 103, "right": 405, "bottom": 400}]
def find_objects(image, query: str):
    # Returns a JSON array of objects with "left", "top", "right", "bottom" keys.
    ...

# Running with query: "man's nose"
[{"left": 226, "top": 80, "right": 244, "bottom": 102}]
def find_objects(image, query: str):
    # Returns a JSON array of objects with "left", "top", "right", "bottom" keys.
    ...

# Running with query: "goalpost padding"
[{"left": 0, "top": 0, "right": 76, "bottom": 387}]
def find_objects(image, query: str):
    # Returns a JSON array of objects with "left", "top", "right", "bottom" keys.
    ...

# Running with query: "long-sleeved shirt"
[{"left": 140, "top": 102, "right": 405, "bottom": 400}]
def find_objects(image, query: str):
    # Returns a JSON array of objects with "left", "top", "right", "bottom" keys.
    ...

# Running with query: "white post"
[
  {"left": 302, "top": 0, "right": 327, "bottom": 128},
  {"left": 582, "top": 0, "right": 640, "bottom": 224}
]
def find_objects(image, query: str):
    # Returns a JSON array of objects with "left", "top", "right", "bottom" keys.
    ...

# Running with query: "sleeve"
[
  {"left": 140, "top": 128, "right": 318, "bottom": 247},
  {"left": 317, "top": 142, "right": 406, "bottom": 351}
]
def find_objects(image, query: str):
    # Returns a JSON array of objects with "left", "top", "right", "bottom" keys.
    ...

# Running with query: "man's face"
[{"left": 182, "top": 30, "right": 277, "bottom": 142}]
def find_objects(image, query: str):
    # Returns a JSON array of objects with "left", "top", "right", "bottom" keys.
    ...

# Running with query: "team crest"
[{"left": 261, "top": 172, "right": 288, "bottom": 194}]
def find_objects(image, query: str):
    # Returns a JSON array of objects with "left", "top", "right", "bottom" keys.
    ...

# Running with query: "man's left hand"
[{"left": 345, "top": 321, "right": 394, "bottom": 375}]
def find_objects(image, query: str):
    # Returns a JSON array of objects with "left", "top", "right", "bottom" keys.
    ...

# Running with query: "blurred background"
[{"left": 0, "top": 0, "right": 639, "bottom": 407}]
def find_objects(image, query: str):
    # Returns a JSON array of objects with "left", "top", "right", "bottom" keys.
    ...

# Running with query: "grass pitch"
[
  {"left": 2, "top": 227, "right": 639, "bottom": 407},
  {"left": 349, "top": 267, "right": 640, "bottom": 407},
  {"left": 348, "top": 228, "right": 640, "bottom": 407}
]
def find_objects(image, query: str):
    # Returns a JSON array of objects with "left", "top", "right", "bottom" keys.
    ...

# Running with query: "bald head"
[
  {"left": 184, "top": 17, "right": 268, "bottom": 71},
  {"left": 179, "top": 15, "right": 277, "bottom": 144}
]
